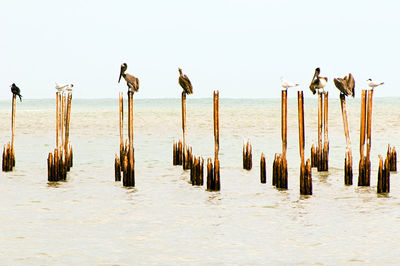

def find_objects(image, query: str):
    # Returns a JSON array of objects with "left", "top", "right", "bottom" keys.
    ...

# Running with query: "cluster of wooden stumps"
[
  {"left": 243, "top": 139, "right": 252, "bottom": 170},
  {"left": 311, "top": 91, "right": 329, "bottom": 171},
  {"left": 47, "top": 92, "right": 73, "bottom": 181},
  {"left": 173, "top": 91, "right": 220, "bottom": 191},
  {"left": 2, "top": 95, "right": 17, "bottom": 172},
  {"left": 272, "top": 90, "right": 288, "bottom": 189},
  {"left": 172, "top": 92, "right": 193, "bottom": 170},
  {"left": 115, "top": 91, "right": 135, "bottom": 187}
]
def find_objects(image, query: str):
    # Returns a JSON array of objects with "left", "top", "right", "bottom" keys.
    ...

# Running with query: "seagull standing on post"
[
  {"left": 366, "top": 79, "right": 384, "bottom": 89},
  {"left": 178, "top": 68, "right": 193, "bottom": 95},
  {"left": 309, "top": 67, "right": 328, "bottom": 95},
  {"left": 280, "top": 77, "right": 299, "bottom": 90},
  {"left": 10, "top": 83, "right": 22, "bottom": 102},
  {"left": 118, "top": 63, "right": 139, "bottom": 93}
]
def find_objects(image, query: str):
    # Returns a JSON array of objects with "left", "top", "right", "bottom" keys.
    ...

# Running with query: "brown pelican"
[
  {"left": 334, "top": 73, "right": 355, "bottom": 97},
  {"left": 366, "top": 78, "right": 384, "bottom": 89},
  {"left": 309, "top": 67, "right": 328, "bottom": 94},
  {"left": 178, "top": 68, "right": 193, "bottom": 95},
  {"left": 118, "top": 63, "right": 139, "bottom": 93},
  {"left": 10, "top": 83, "right": 22, "bottom": 102},
  {"left": 280, "top": 77, "right": 299, "bottom": 90}
]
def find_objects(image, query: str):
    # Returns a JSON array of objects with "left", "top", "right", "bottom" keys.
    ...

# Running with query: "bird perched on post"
[
  {"left": 178, "top": 68, "right": 193, "bottom": 95},
  {"left": 118, "top": 63, "right": 139, "bottom": 93},
  {"left": 55, "top": 83, "right": 73, "bottom": 92},
  {"left": 309, "top": 67, "right": 328, "bottom": 95},
  {"left": 366, "top": 79, "right": 384, "bottom": 89},
  {"left": 334, "top": 73, "right": 355, "bottom": 97},
  {"left": 10, "top": 83, "right": 22, "bottom": 102},
  {"left": 280, "top": 77, "right": 299, "bottom": 90},
  {"left": 65, "top": 84, "right": 74, "bottom": 92}
]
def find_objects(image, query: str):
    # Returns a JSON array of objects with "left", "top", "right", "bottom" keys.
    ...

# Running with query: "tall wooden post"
[
  {"left": 340, "top": 94, "right": 352, "bottom": 185},
  {"left": 213, "top": 90, "right": 220, "bottom": 191},
  {"left": 11, "top": 95, "right": 16, "bottom": 154},
  {"left": 119, "top": 92, "right": 124, "bottom": 160},
  {"left": 358, "top": 90, "right": 368, "bottom": 186},
  {"left": 298, "top": 91, "right": 312, "bottom": 195},
  {"left": 323, "top": 91, "right": 329, "bottom": 170},
  {"left": 317, "top": 92, "right": 323, "bottom": 168},
  {"left": 282, "top": 90, "right": 287, "bottom": 158}
]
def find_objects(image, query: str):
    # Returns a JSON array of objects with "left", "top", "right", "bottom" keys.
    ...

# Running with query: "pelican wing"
[
  {"left": 179, "top": 74, "right": 193, "bottom": 94},
  {"left": 334, "top": 78, "right": 348, "bottom": 96},
  {"left": 347, "top": 73, "right": 355, "bottom": 97}
]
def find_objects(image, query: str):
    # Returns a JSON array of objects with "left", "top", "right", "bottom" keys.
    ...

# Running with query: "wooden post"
[
  {"left": 377, "top": 155, "right": 390, "bottom": 193},
  {"left": 317, "top": 92, "right": 323, "bottom": 170},
  {"left": 124, "top": 91, "right": 135, "bottom": 187},
  {"left": 365, "top": 89, "right": 373, "bottom": 185},
  {"left": 311, "top": 143, "right": 316, "bottom": 167},
  {"left": 260, "top": 153, "right": 266, "bottom": 183},
  {"left": 61, "top": 93, "right": 66, "bottom": 151},
  {"left": 358, "top": 90, "right": 367, "bottom": 186},
  {"left": 119, "top": 92, "right": 124, "bottom": 162},
  {"left": 206, "top": 91, "right": 220, "bottom": 191},
  {"left": 115, "top": 154, "right": 121, "bottom": 181},
  {"left": 243, "top": 140, "right": 252, "bottom": 170},
  {"left": 207, "top": 158, "right": 213, "bottom": 191},
  {"left": 323, "top": 91, "right": 329, "bottom": 170},
  {"left": 273, "top": 90, "right": 288, "bottom": 189},
  {"left": 340, "top": 94, "right": 353, "bottom": 185},
  {"left": 282, "top": 90, "right": 287, "bottom": 158},
  {"left": 298, "top": 91, "right": 312, "bottom": 195},
  {"left": 11, "top": 94, "right": 16, "bottom": 167},
  {"left": 181, "top": 92, "right": 187, "bottom": 167},
  {"left": 56, "top": 92, "right": 60, "bottom": 149},
  {"left": 214, "top": 91, "right": 219, "bottom": 161}
]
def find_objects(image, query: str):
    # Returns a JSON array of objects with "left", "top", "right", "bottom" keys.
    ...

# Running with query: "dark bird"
[
  {"left": 309, "top": 67, "right": 328, "bottom": 95},
  {"left": 178, "top": 68, "right": 193, "bottom": 95},
  {"left": 334, "top": 73, "right": 355, "bottom": 97},
  {"left": 118, "top": 63, "right": 139, "bottom": 93},
  {"left": 10, "top": 83, "right": 22, "bottom": 102}
]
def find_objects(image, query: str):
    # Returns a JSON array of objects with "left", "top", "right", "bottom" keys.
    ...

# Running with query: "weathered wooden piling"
[
  {"left": 358, "top": 90, "right": 373, "bottom": 186},
  {"left": 340, "top": 94, "right": 353, "bottom": 185},
  {"left": 2, "top": 94, "right": 17, "bottom": 171},
  {"left": 260, "top": 153, "right": 266, "bottom": 183},
  {"left": 119, "top": 92, "right": 125, "bottom": 164},
  {"left": 122, "top": 91, "right": 135, "bottom": 187},
  {"left": 298, "top": 91, "right": 312, "bottom": 195},
  {"left": 377, "top": 155, "right": 390, "bottom": 193},
  {"left": 190, "top": 156, "right": 204, "bottom": 186},
  {"left": 313, "top": 92, "right": 329, "bottom": 171},
  {"left": 243, "top": 139, "right": 252, "bottom": 170},
  {"left": 207, "top": 91, "right": 220, "bottom": 191},
  {"left": 47, "top": 92, "right": 73, "bottom": 181},
  {"left": 272, "top": 90, "right": 288, "bottom": 189},
  {"left": 387, "top": 145, "right": 397, "bottom": 172}
]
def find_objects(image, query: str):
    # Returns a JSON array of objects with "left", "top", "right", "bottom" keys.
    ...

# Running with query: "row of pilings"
[
  {"left": 114, "top": 91, "right": 135, "bottom": 186},
  {"left": 47, "top": 92, "right": 73, "bottom": 181}
]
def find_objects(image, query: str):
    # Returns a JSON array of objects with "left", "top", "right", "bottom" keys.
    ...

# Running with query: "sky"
[{"left": 0, "top": 0, "right": 399, "bottom": 99}]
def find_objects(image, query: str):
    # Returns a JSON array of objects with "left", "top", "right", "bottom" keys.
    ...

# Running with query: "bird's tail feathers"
[{"left": 18, "top": 94, "right": 22, "bottom": 102}]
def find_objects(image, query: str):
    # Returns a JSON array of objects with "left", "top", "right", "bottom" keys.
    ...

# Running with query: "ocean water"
[{"left": 1, "top": 97, "right": 400, "bottom": 265}]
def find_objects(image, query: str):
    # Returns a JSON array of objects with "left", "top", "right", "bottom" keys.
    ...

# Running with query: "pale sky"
[{"left": 0, "top": 0, "right": 399, "bottom": 99}]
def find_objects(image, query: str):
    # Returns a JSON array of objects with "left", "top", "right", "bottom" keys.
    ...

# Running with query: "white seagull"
[
  {"left": 280, "top": 77, "right": 299, "bottom": 90},
  {"left": 55, "top": 82, "right": 69, "bottom": 92},
  {"left": 366, "top": 79, "right": 384, "bottom": 89},
  {"left": 65, "top": 84, "right": 74, "bottom": 92}
]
